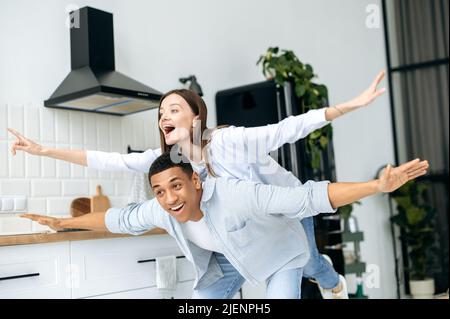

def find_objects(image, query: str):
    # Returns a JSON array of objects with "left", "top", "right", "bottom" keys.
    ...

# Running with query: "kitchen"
[{"left": 1, "top": 0, "right": 448, "bottom": 303}]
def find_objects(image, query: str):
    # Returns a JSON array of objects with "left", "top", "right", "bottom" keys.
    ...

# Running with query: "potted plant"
[
  {"left": 257, "top": 47, "right": 331, "bottom": 170},
  {"left": 389, "top": 180, "right": 438, "bottom": 299}
]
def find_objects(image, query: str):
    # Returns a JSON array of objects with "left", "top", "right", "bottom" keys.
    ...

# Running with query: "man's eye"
[
  {"left": 156, "top": 190, "right": 163, "bottom": 196},
  {"left": 174, "top": 184, "right": 182, "bottom": 189}
]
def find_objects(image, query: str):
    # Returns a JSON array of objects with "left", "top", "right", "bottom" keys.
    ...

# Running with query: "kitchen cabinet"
[
  {"left": 0, "top": 234, "right": 196, "bottom": 299},
  {"left": 70, "top": 235, "right": 195, "bottom": 298},
  {"left": 0, "top": 242, "right": 72, "bottom": 299}
]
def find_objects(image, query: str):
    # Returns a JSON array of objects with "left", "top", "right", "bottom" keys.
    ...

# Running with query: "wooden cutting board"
[
  {"left": 70, "top": 197, "right": 91, "bottom": 217},
  {"left": 91, "top": 185, "right": 111, "bottom": 213}
]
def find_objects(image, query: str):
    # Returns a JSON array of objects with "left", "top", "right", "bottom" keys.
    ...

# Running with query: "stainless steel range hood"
[{"left": 44, "top": 6, "right": 162, "bottom": 115}]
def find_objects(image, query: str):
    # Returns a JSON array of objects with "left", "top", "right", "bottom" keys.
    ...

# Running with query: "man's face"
[{"left": 150, "top": 167, "right": 202, "bottom": 223}]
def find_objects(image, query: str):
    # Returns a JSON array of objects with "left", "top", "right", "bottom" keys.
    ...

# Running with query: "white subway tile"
[
  {"left": 134, "top": 119, "right": 146, "bottom": 150},
  {"left": 70, "top": 112, "right": 84, "bottom": 144},
  {"left": 0, "top": 217, "right": 32, "bottom": 235},
  {"left": 0, "top": 104, "right": 7, "bottom": 140},
  {"left": 96, "top": 115, "right": 110, "bottom": 148},
  {"left": 32, "top": 180, "right": 61, "bottom": 196},
  {"left": 109, "top": 116, "right": 123, "bottom": 148},
  {"left": 24, "top": 106, "right": 40, "bottom": 141},
  {"left": 62, "top": 180, "right": 89, "bottom": 196},
  {"left": 0, "top": 141, "right": 8, "bottom": 177},
  {"left": 25, "top": 154, "right": 41, "bottom": 177},
  {"left": 111, "top": 171, "right": 123, "bottom": 180},
  {"left": 40, "top": 107, "right": 55, "bottom": 142},
  {"left": 122, "top": 117, "right": 134, "bottom": 150},
  {"left": 109, "top": 196, "right": 131, "bottom": 208},
  {"left": 86, "top": 167, "right": 98, "bottom": 179},
  {"left": 57, "top": 160, "right": 71, "bottom": 178},
  {"left": 47, "top": 198, "right": 72, "bottom": 216},
  {"left": 0, "top": 180, "right": 30, "bottom": 196},
  {"left": 115, "top": 179, "right": 132, "bottom": 196},
  {"left": 89, "top": 180, "right": 115, "bottom": 197},
  {"left": 7, "top": 104, "right": 24, "bottom": 140},
  {"left": 27, "top": 198, "right": 47, "bottom": 213},
  {"left": 55, "top": 110, "right": 70, "bottom": 143},
  {"left": 70, "top": 144, "right": 85, "bottom": 178},
  {"left": 9, "top": 147, "right": 25, "bottom": 177},
  {"left": 83, "top": 114, "right": 97, "bottom": 146}
]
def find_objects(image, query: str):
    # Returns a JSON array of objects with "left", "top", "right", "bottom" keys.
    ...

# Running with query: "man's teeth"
[{"left": 170, "top": 203, "right": 184, "bottom": 211}]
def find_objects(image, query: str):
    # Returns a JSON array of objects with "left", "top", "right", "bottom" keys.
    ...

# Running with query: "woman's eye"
[
  {"left": 174, "top": 184, "right": 182, "bottom": 189},
  {"left": 171, "top": 109, "right": 179, "bottom": 113}
]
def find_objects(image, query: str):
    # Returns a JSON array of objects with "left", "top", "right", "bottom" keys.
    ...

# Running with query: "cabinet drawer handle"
[
  {"left": 137, "top": 256, "right": 185, "bottom": 264},
  {"left": 0, "top": 273, "right": 40, "bottom": 281}
]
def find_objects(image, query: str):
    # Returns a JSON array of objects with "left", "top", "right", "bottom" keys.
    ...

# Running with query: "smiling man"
[{"left": 22, "top": 152, "right": 428, "bottom": 299}]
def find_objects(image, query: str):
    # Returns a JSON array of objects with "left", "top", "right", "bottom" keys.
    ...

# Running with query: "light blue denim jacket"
[{"left": 105, "top": 177, "right": 335, "bottom": 290}]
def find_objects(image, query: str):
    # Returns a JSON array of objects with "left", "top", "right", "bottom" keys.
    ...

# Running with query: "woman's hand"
[
  {"left": 325, "top": 70, "right": 387, "bottom": 120},
  {"left": 377, "top": 159, "right": 429, "bottom": 193},
  {"left": 8, "top": 128, "right": 45, "bottom": 156},
  {"left": 345, "top": 70, "right": 386, "bottom": 109},
  {"left": 20, "top": 214, "right": 64, "bottom": 231}
]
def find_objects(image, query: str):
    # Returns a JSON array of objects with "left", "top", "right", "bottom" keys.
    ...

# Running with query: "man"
[{"left": 22, "top": 153, "right": 428, "bottom": 298}]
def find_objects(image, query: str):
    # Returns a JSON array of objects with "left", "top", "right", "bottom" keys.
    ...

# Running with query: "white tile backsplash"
[
  {"left": 7, "top": 105, "right": 24, "bottom": 139},
  {"left": 55, "top": 110, "right": 70, "bottom": 143},
  {"left": 40, "top": 107, "right": 55, "bottom": 142},
  {"left": 9, "top": 148, "right": 25, "bottom": 177},
  {"left": 25, "top": 154, "right": 41, "bottom": 177},
  {"left": 24, "top": 106, "right": 40, "bottom": 140},
  {"left": 0, "top": 103, "right": 156, "bottom": 234},
  {"left": 1, "top": 180, "right": 31, "bottom": 196},
  {"left": 62, "top": 180, "right": 89, "bottom": 196},
  {"left": 32, "top": 180, "right": 61, "bottom": 197}
]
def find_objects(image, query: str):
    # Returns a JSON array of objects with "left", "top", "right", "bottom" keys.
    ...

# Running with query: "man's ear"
[{"left": 192, "top": 172, "right": 201, "bottom": 189}]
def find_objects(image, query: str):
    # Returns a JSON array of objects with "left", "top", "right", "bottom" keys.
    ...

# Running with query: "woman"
[{"left": 9, "top": 71, "right": 386, "bottom": 298}]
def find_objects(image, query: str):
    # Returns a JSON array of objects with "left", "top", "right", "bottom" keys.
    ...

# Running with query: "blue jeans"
[
  {"left": 301, "top": 216, "right": 340, "bottom": 289},
  {"left": 192, "top": 253, "right": 303, "bottom": 299}
]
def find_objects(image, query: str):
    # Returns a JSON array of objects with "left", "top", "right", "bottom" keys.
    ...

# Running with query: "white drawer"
[
  {"left": 70, "top": 235, "right": 195, "bottom": 298},
  {"left": 0, "top": 242, "right": 71, "bottom": 299},
  {"left": 87, "top": 280, "right": 195, "bottom": 299}
]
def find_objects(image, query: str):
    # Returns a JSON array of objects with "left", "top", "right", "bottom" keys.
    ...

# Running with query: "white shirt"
[
  {"left": 86, "top": 108, "right": 330, "bottom": 189},
  {"left": 182, "top": 217, "right": 223, "bottom": 253}
]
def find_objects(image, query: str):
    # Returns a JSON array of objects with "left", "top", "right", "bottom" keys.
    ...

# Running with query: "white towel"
[{"left": 156, "top": 255, "right": 177, "bottom": 291}]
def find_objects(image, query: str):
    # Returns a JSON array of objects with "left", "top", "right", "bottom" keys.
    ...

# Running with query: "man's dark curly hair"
[{"left": 148, "top": 152, "right": 193, "bottom": 186}]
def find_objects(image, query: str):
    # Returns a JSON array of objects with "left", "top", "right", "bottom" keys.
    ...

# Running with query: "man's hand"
[
  {"left": 377, "top": 159, "right": 429, "bottom": 193},
  {"left": 8, "top": 128, "right": 45, "bottom": 156},
  {"left": 20, "top": 214, "right": 65, "bottom": 231}
]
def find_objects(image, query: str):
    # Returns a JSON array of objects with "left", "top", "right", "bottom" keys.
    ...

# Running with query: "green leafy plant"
[
  {"left": 257, "top": 47, "right": 332, "bottom": 170},
  {"left": 390, "top": 180, "right": 438, "bottom": 280}
]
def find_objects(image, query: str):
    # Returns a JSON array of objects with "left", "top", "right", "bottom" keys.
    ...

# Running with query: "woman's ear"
[{"left": 192, "top": 116, "right": 200, "bottom": 128}]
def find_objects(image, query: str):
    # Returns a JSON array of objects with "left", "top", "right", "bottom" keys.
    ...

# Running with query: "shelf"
[{"left": 342, "top": 231, "right": 364, "bottom": 242}]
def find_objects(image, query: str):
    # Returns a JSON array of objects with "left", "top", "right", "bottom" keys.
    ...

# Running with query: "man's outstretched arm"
[
  {"left": 327, "top": 159, "right": 429, "bottom": 209},
  {"left": 237, "top": 158, "right": 429, "bottom": 219}
]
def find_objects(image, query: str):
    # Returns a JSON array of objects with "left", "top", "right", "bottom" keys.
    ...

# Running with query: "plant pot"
[{"left": 409, "top": 278, "right": 435, "bottom": 299}]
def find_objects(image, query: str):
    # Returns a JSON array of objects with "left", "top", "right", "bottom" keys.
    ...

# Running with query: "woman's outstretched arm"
[
  {"left": 325, "top": 70, "right": 386, "bottom": 121},
  {"left": 7, "top": 127, "right": 160, "bottom": 172}
]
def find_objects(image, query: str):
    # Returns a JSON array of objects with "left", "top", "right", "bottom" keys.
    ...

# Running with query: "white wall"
[{"left": 0, "top": 0, "right": 396, "bottom": 298}]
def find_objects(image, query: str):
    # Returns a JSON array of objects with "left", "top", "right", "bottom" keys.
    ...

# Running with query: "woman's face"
[{"left": 159, "top": 94, "right": 197, "bottom": 145}]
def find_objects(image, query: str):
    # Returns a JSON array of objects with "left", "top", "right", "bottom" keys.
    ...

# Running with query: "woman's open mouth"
[{"left": 162, "top": 124, "right": 176, "bottom": 137}]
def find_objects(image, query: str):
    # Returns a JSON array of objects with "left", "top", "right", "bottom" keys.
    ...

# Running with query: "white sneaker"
[{"left": 317, "top": 255, "right": 349, "bottom": 299}]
